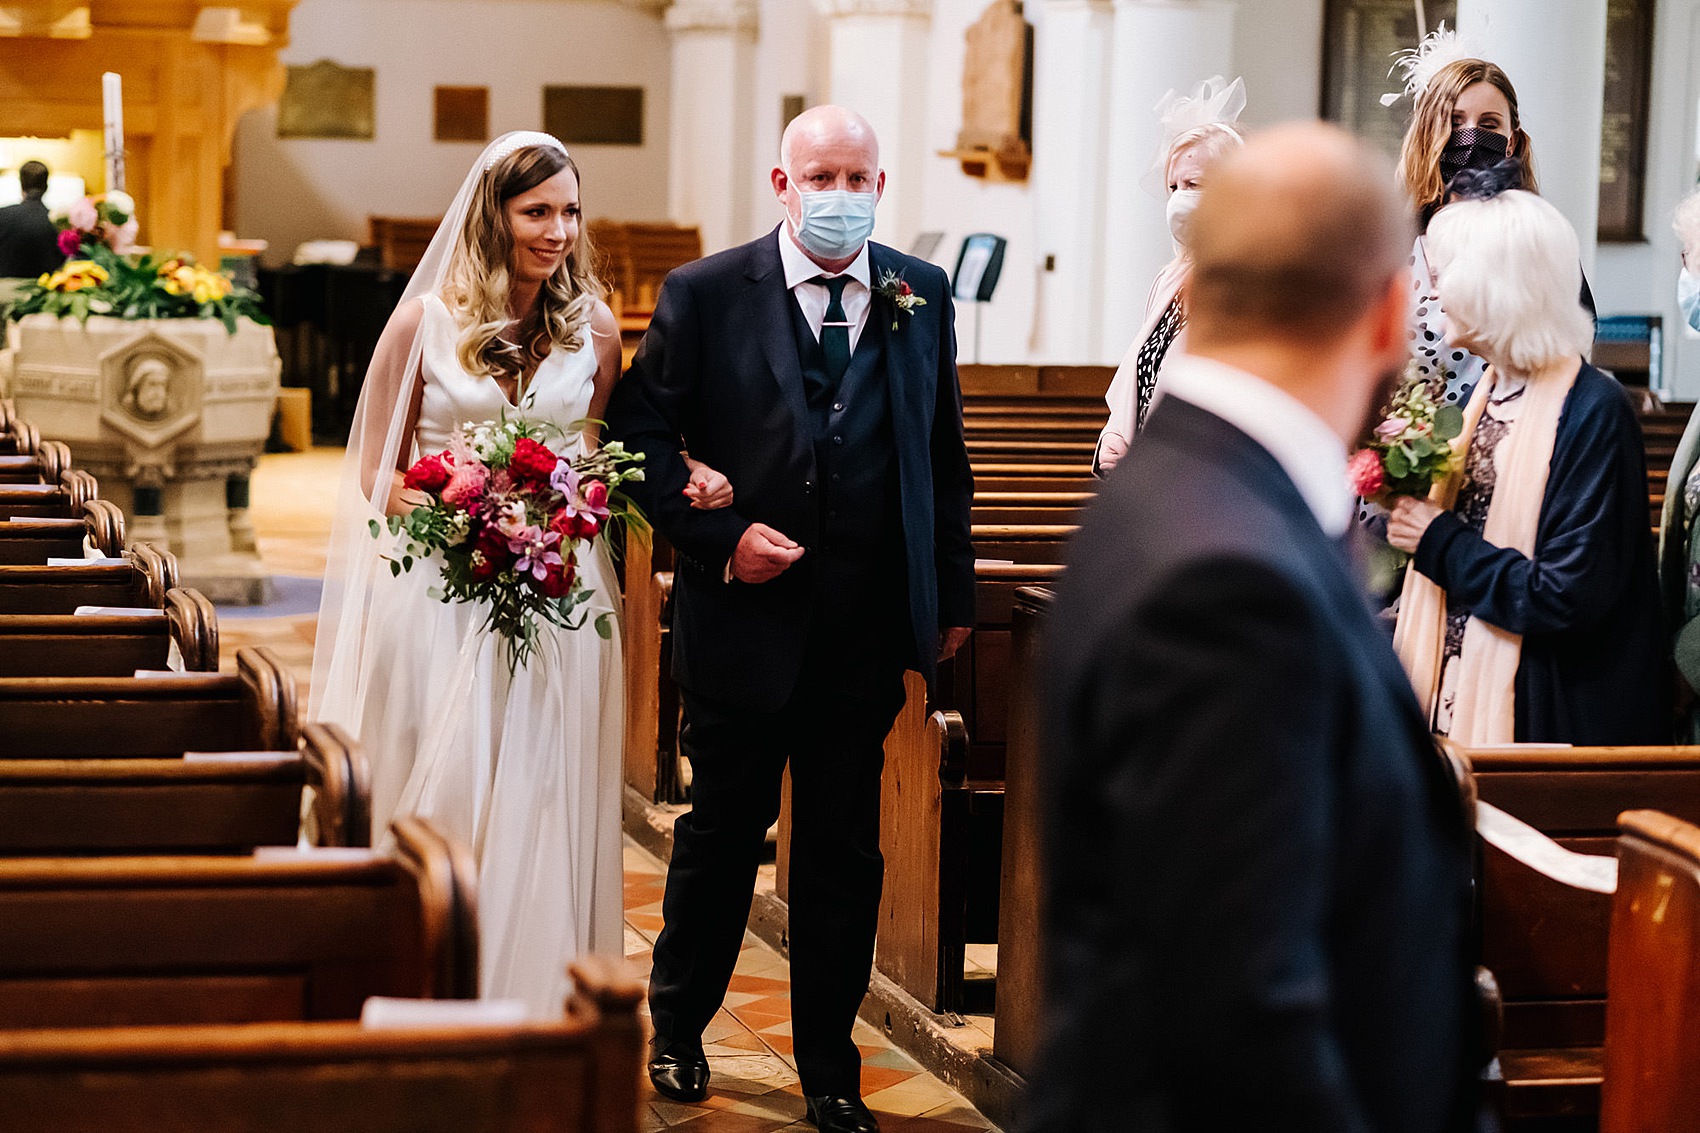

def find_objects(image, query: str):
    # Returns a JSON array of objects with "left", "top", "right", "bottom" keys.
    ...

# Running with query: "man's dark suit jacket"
[
  {"left": 1028, "top": 395, "right": 1477, "bottom": 1133},
  {"left": 605, "top": 228, "right": 976, "bottom": 711},
  {"left": 0, "top": 198, "right": 62, "bottom": 279}
]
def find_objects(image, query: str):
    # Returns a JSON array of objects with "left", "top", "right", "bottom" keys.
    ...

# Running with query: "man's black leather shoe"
[
  {"left": 805, "top": 1095, "right": 880, "bottom": 1133},
  {"left": 647, "top": 1040, "right": 709, "bottom": 1103}
]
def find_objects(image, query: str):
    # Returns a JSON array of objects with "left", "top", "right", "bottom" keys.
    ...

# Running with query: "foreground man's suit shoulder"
[{"left": 1029, "top": 395, "right": 1478, "bottom": 1133}]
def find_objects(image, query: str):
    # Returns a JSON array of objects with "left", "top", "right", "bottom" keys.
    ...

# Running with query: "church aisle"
[{"left": 221, "top": 448, "right": 1001, "bottom": 1132}]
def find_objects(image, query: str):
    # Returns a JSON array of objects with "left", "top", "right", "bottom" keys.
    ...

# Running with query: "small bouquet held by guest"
[
  {"left": 373, "top": 416, "right": 645, "bottom": 671},
  {"left": 1348, "top": 370, "right": 1466, "bottom": 502}
]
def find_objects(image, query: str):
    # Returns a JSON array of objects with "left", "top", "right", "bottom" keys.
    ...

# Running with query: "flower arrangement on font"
[
  {"left": 875, "top": 268, "right": 926, "bottom": 331},
  {"left": 9, "top": 193, "right": 267, "bottom": 334},
  {"left": 373, "top": 415, "right": 647, "bottom": 673},
  {"left": 1348, "top": 369, "right": 1467, "bottom": 502}
]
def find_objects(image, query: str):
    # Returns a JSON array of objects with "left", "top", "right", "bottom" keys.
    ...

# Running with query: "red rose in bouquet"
[
  {"left": 404, "top": 452, "right": 454, "bottom": 494},
  {"left": 509, "top": 436, "right": 559, "bottom": 485},
  {"left": 470, "top": 526, "right": 512, "bottom": 582},
  {"left": 538, "top": 558, "right": 577, "bottom": 599}
]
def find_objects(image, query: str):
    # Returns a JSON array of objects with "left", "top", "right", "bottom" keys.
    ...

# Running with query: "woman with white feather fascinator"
[{"left": 1095, "top": 75, "right": 1246, "bottom": 474}]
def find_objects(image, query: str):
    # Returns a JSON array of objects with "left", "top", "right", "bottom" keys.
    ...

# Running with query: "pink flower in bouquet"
[
  {"left": 512, "top": 526, "right": 564, "bottom": 582},
  {"left": 104, "top": 218, "right": 138, "bottom": 255},
  {"left": 494, "top": 500, "right": 528, "bottom": 540},
  {"left": 56, "top": 228, "right": 83, "bottom": 257},
  {"left": 549, "top": 461, "right": 579, "bottom": 499},
  {"left": 66, "top": 198, "right": 98, "bottom": 232},
  {"left": 441, "top": 458, "right": 490, "bottom": 510},
  {"left": 1346, "top": 448, "right": 1385, "bottom": 497},
  {"left": 470, "top": 526, "right": 511, "bottom": 582},
  {"left": 1373, "top": 415, "right": 1412, "bottom": 443},
  {"left": 403, "top": 452, "right": 454, "bottom": 494},
  {"left": 582, "top": 479, "right": 610, "bottom": 516},
  {"left": 509, "top": 437, "right": 559, "bottom": 485}
]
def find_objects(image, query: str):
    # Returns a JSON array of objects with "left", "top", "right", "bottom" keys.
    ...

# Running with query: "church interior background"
[{"left": 0, "top": 1, "right": 1696, "bottom": 1129}]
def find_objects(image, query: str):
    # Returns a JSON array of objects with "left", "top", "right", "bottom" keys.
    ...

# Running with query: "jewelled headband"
[{"left": 483, "top": 131, "right": 569, "bottom": 171}]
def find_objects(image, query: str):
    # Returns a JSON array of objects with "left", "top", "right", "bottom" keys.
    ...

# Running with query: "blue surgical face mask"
[
  {"left": 792, "top": 188, "right": 877, "bottom": 261},
  {"left": 1681, "top": 266, "right": 1700, "bottom": 333}
]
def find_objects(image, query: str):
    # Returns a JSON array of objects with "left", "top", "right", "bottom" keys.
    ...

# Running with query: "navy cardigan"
[{"left": 1414, "top": 363, "right": 1671, "bottom": 744}]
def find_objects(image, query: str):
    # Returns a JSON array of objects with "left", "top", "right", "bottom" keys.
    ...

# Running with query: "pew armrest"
[
  {"left": 82, "top": 499, "right": 126, "bottom": 559},
  {"left": 931, "top": 710, "right": 970, "bottom": 789},
  {"left": 128, "top": 542, "right": 179, "bottom": 607},
  {"left": 238, "top": 646, "right": 299, "bottom": 751},
  {"left": 300, "top": 722, "right": 373, "bottom": 848},
  {"left": 391, "top": 816, "right": 482, "bottom": 1000},
  {"left": 165, "top": 588, "right": 219, "bottom": 672}
]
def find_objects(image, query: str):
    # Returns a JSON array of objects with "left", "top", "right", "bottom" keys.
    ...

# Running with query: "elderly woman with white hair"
[
  {"left": 1657, "top": 189, "right": 1700, "bottom": 736},
  {"left": 1387, "top": 189, "right": 1668, "bottom": 745},
  {"left": 1095, "top": 76, "right": 1245, "bottom": 474}
]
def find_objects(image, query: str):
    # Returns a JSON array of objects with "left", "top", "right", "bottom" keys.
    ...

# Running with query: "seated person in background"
[
  {"left": 1095, "top": 76, "right": 1245, "bottom": 475},
  {"left": 0, "top": 161, "right": 63, "bottom": 280},
  {"left": 1389, "top": 188, "right": 1668, "bottom": 745},
  {"left": 1658, "top": 188, "right": 1700, "bottom": 738}
]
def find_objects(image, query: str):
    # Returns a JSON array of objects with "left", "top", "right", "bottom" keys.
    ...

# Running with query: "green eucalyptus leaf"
[{"left": 1433, "top": 405, "right": 1465, "bottom": 441}]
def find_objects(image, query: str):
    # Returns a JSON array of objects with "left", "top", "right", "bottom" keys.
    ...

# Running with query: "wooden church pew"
[
  {"left": 0, "top": 542, "right": 176, "bottom": 614},
  {"left": 0, "top": 587, "right": 218, "bottom": 675},
  {"left": 0, "top": 417, "right": 39, "bottom": 457},
  {"left": 0, "top": 439, "right": 70, "bottom": 484},
  {"left": 0, "top": 956, "right": 643, "bottom": 1133},
  {"left": 0, "top": 722, "right": 369, "bottom": 855},
  {"left": 0, "top": 471, "right": 100, "bottom": 519},
  {"left": 1601, "top": 809, "right": 1700, "bottom": 1133},
  {"left": 0, "top": 815, "right": 475, "bottom": 1030},
  {"left": 1448, "top": 743, "right": 1700, "bottom": 1129},
  {"left": 0, "top": 645, "right": 296, "bottom": 758},
  {"left": 0, "top": 498, "right": 125, "bottom": 564}
]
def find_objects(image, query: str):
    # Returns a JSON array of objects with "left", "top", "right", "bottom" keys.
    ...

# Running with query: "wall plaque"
[
  {"left": 434, "top": 86, "right": 489, "bottom": 143},
  {"left": 277, "top": 59, "right": 375, "bottom": 140},
  {"left": 543, "top": 86, "right": 644, "bottom": 147}
]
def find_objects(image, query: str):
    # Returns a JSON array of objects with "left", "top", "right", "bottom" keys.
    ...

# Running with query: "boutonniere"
[{"left": 875, "top": 269, "right": 926, "bottom": 331}]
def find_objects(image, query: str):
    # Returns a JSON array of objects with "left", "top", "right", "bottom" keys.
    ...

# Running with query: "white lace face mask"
[{"left": 1166, "top": 189, "right": 1202, "bottom": 254}]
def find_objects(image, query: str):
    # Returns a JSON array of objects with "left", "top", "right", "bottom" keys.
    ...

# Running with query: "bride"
[{"left": 310, "top": 131, "right": 728, "bottom": 1015}]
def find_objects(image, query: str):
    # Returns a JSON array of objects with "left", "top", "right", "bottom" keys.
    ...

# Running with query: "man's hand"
[
  {"left": 1386, "top": 495, "right": 1445, "bottom": 554},
  {"left": 938, "top": 626, "right": 972, "bottom": 662},
  {"left": 731, "top": 523, "right": 805, "bottom": 583},
  {"left": 682, "top": 457, "right": 735, "bottom": 511}
]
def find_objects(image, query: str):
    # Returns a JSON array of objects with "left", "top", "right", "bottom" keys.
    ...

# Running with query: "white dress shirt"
[
  {"left": 777, "top": 223, "right": 873, "bottom": 352},
  {"left": 1156, "top": 354, "right": 1353, "bottom": 538}
]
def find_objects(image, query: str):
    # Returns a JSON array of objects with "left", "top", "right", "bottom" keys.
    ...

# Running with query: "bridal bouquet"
[
  {"left": 372, "top": 417, "right": 645, "bottom": 671},
  {"left": 1348, "top": 370, "right": 1466, "bottom": 501}
]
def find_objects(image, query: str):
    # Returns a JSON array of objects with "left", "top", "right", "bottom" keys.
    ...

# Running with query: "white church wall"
[
  {"left": 1232, "top": 0, "right": 1324, "bottom": 127},
  {"left": 1594, "top": 0, "right": 1700, "bottom": 398},
  {"left": 233, "top": 0, "right": 672, "bottom": 266}
]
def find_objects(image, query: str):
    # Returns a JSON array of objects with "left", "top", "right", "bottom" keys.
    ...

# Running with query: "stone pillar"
[
  {"left": 1099, "top": 0, "right": 1235, "bottom": 363},
  {"left": 1457, "top": 0, "right": 1608, "bottom": 275},
  {"left": 665, "top": 0, "right": 759, "bottom": 256},
  {"left": 814, "top": 0, "right": 934, "bottom": 253},
  {"left": 1031, "top": 0, "right": 1115, "bottom": 363}
]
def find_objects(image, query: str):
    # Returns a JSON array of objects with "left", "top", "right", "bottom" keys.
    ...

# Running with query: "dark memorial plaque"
[
  {"left": 434, "top": 86, "right": 489, "bottom": 143},
  {"left": 544, "top": 86, "right": 645, "bottom": 147},
  {"left": 1322, "top": 0, "right": 1654, "bottom": 242},
  {"left": 278, "top": 60, "right": 376, "bottom": 140}
]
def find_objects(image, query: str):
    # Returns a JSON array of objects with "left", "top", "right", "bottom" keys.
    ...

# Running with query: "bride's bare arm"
[
  {"left": 582, "top": 300, "right": 622, "bottom": 447},
  {"left": 682, "top": 456, "right": 734, "bottom": 510},
  {"left": 356, "top": 297, "right": 429, "bottom": 517}
]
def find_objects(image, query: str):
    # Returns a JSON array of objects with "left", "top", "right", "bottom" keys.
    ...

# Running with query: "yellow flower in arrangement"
[
  {"left": 158, "top": 261, "right": 232, "bottom": 305},
  {"left": 38, "top": 261, "right": 111, "bottom": 293}
]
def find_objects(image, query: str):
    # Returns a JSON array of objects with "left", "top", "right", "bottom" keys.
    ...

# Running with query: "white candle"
[{"left": 102, "top": 71, "right": 124, "bottom": 193}]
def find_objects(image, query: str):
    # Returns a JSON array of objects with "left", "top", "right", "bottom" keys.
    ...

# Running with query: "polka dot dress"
[{"left": 1134, "top": 294, "right": 1186, "bottom": 434}]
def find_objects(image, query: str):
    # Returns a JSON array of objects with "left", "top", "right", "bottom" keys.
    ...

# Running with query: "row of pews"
[
  {"left": 616, "top": 367, "right": 1700, "bottom": 1132},
  {"left": 0, "top": 403, "right": 644, "bottom": 1132}
]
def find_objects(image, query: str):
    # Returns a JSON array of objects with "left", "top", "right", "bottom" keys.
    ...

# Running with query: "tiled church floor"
[{"left": 222, "top": 449, "right": 999, "bottom": 1132}]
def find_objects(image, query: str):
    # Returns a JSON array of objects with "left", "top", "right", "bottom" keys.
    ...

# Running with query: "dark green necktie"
[{"left": 816, "top": 275, "right": 851, "bottom": 387}]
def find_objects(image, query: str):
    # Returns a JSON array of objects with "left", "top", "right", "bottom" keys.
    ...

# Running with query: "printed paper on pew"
[
  {"left": 253, "top": 845, "right": 380, "bottom": 862},
  {"left": 74, "top": 605, "right": 164, "bottom": 617},
  {"left": 183, "top": 751, "right": 300, "bottom": 763},
  {"left": 46, "top": 556, "right": 126, "bottom": 566},
  {"left": 974, "top": 558, "right": 1016, "bottom": 567},
  {"left": 360, "top": 997, "right": 534, "bottom": 1029},
  {"left": 1478, "top": 801, "right": 1618, "bottom": 894}
]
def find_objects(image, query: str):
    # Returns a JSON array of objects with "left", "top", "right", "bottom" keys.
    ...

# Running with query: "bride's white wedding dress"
[{"left": 356, "top": 294, "right": 624, "bottom": 1016}]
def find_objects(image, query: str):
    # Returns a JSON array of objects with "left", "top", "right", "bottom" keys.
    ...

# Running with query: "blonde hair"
[
  {"left": 1397, "top": 59, "right": 1538, "bottom": 227},
  {"left": 441, "top": 144, "right": 603, "bottom": 388},
  {"left": 1674, "top": 189, "right": 1700, "bottom": 264},
  {"left": 1165, "top": 123, "right": 1243, "bottom": 187},
  {"left": 1427, "top": 190, "right": 1592, "bottom": 374}
]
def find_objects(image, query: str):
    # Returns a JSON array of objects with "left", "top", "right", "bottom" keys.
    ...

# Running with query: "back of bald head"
[{"left": 1186, "top": 122, "right": 1413, "bottom": 348}]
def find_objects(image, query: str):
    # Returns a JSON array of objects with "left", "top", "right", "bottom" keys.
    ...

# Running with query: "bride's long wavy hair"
[{"left": 442, "top": 144, "right": 603, "bottom": 386}]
